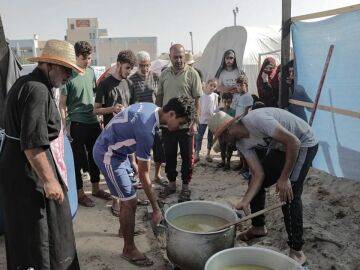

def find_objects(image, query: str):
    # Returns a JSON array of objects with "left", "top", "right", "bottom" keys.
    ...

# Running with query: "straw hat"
[
  {"left": 185, "top": 52, "right": 195, "bottom": 65},
  {"left": 208, "top": 111, "right": 243, "bottom": 152},
  {"left": 28, "top": 39, "right": 83, "bottom": 73}
]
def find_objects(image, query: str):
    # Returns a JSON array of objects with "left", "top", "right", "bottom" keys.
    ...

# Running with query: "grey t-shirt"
[
  {"left": 236, "top": 107, "right": 317, "bottom": 158},
  {"left": 218, "top": 69, "right": 241, "bottom": 87}
]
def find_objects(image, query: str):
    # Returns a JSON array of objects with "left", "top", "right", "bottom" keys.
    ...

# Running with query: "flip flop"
[
  {"left": 111, "top": 207, "right": 120, "bottom": 217},
  {"left": 159, "top": 186, "right": 176, "bottom": 198},
  {"left": 118, "top": 228, "right": 147, "bottom": 238},
  {"left": 121, "top": 254, "right": 153, "bottom": 267},
  {"left": 92, "top": 189, "right": 112, "bottom": 201},
  {"left": 178, "top": 189, "right": 191, "bottom": 202},
  {"left": 78, "top": 195, "right": 95, "bottom": 207},
  {"left": 153, "top": 176, "right": 168, "bottom": 187}
]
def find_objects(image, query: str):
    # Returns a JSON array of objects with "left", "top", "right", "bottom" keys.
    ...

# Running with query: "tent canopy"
[{"left": 195, "top": 25, "right": 281, "bottom": 94}]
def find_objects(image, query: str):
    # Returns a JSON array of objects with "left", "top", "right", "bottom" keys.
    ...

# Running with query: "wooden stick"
[
  {"left": 289, "top": 99, "right": 360, "bottom": 119},
  {"left": 209, "top": 202, "right": 286, "bottom": 232},
  {"left": 292, "top": 4, "right": 360, "bottom": 21},
  {"left": 309, "top": 45, "right": 334, "bottom": 126}
]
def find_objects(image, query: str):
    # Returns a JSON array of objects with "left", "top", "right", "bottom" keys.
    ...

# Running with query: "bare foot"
[{"left": 237, "top": 226, "right": 267, "bottom": 241}]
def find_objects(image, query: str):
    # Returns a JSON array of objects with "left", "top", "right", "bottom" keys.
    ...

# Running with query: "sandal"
[
  {"left": 237, "top": 227, "right": 267, "bottom": 242},
  {"left": 206, "top": 156, "right": 213, "bottom": 163},
  {"left": 111, "top": 207, "right": 120, "bottom": 217},
  {"left": 178, "top": 189, "right": 191, "bottom": 202},
  {"left": 121, "top": 254, "right": 153, "bottom": 267},
  {"left": 92, "top": 189, "right": 112, "bottom": 201},
  {"left": 78, "top": 195, "right": 95, "bottom": 207},
  {"left": 159, "top": 186, "right": 176, "bottom": 198},
  {"left": 217, "top": 161, "right": 225, "bottom": 168},
  {"left": 153, "top": 176, "right": 169, "bottom": 187}
]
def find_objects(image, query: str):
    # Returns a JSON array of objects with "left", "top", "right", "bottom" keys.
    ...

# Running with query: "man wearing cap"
[
  {"left": 60, "top": 41, "right": 111, "bottom": 207},
  {"left": 156, "top": 44, "right": 202, "bottom": 202},
  {"left": 0, "top": 39, "right": 80, "bottom": 269},
  {"left": 208, "top": 107, "right": 318, "bottom": 265}
]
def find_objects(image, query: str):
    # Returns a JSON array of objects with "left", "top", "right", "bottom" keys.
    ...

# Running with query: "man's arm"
[
  {"left": 137, "top": 159, "right": 162, "bottom": 225},
  {"left": 24, "top": 148, "right": 64, "bottom": 202},
  {"left": 93, "top": 102, "right": 122, "bottom": 115},
  {"left": 155, "top": 94, "right": 163, "bottom": 107},
  {"left": 271, "top": 126, "right": 300, "bottom": 202},
  {"left": 59, "top": 95, "right": 68, "bottom": 129},
  {"left": 236, "top": 153, "right": 265, "bottom": 213}
]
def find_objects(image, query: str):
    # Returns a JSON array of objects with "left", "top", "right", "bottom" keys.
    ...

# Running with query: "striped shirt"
[{"left": 129, "top": 72, "right": 159, "bottom": 103}]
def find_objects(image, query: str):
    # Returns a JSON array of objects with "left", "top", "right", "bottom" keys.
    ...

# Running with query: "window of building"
[{"left": 70, "top": 24, "right": 74, "bottom": 30}]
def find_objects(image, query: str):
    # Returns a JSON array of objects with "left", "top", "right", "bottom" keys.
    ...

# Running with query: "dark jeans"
[
  {"left": 152, "top": 129, "right": 166, "bottom": 163},
  {"left": 195, "top": 124, "right": 213, "bottom": 151},
  {"left": 70, "top": 121, "right": 101, "bottom": 190},
  {"left": 162, "top": 127, "right": 195, "bottom": 184},
  {"left": 220, "top": 141, "right": 234, "bottom": 163},
  {"left": 250, "top": 145, "right": 318, "bottom": 251}
]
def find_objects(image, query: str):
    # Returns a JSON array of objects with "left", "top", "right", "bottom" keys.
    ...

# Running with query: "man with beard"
[
  {"left": 156, "top": 44, "right": 202, "bottom": 202},
  {"left": 0, "top": 39, "right": 80, "bottom": 269},
  {"left": 215, "top": 49, "right": 242, "bottom": 95}
]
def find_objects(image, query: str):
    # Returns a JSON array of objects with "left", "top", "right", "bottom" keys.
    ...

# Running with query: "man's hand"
[
  {"left": 113, "top": 103, "right": 124, "bottom": 113},
  {"left": 276, "top": 177, "right": 293, "bottom": 202},
  {"left": 152, "top": 208, "right": 163, "bottom": 225},
  {"left": 44, "top": 180, "right": 64, "bottom": 203},
  {"left": 188, "top": 122, "right": 198, "bottom": 136},
  {"left": 132, "top": 162, "right": 138, "bottom": 176},
  {"left": 235, "top": 200, "right": 251, "bottom": 215}
]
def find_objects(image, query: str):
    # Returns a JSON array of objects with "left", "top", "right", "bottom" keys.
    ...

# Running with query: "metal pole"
[
  {"left": 279, "top": 0, "right": 292, "bottom": 108},
  {"left": 189, "top": 31, "right": 194, "bottom": 55}
]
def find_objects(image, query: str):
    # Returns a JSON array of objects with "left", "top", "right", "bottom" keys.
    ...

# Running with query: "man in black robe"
[{"left": 0, "top": 39, "right": 82, "bottom": 270}]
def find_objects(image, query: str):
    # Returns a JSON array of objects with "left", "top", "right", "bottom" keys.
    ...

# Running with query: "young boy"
[
  {"left": 217, "top": 92, "right": 236, "bottom": 170},
  {"left": 231, "top": 74, "right": 253, "bottom": 172},
  {"left": 195, "top": 79, "right": 219, "bottom": 163}
]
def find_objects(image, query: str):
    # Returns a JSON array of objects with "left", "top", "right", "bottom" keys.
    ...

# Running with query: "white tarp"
[{"left": 195, "top": 25, "right": 281, "bottom": 94}]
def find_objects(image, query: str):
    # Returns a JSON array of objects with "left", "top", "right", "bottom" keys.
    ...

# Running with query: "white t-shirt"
[
  {"left": 218, "top": 69, "right": 241, "bottom": 87},
  {"left": 231, "top": 92, "right": 253, "bottom": 117},
  {"left": 199, "top": 92, "right": 219, "bottom": 124},
  {"left": 236, "top": 108, "right": 318, "bottom": 158}
]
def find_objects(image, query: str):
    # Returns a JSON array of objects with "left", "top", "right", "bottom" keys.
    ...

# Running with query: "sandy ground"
[{"left": 1, "top": 144, "right": 360, "bottom": 269}]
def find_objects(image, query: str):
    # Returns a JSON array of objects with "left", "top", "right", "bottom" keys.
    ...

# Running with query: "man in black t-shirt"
[{"left": 94, "top": 50, "right": 136, "bottom": 126}]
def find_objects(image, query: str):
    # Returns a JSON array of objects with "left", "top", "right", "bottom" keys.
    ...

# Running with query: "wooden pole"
[
  {"left": 309, "top": 45, "right": 334, "bottom": 126},
  {"left": 279, "top": 0, "right": 292, "bottom": 108}
]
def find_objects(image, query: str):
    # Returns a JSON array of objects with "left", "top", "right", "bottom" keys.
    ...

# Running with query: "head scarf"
[
  {"left": 215, "top": 49, "right": 239, "bottom": 79},
  {"left": 256, "top": 57, "right": 280, "bottom": 106}
]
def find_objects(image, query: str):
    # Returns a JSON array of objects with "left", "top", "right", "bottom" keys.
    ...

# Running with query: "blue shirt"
[{"left": 94, "top": 103, "right": 160, "bottom": 164}]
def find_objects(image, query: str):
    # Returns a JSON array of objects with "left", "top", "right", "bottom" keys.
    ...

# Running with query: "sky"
[{"left": 1, "top": 0, "right": 360, "bottom": 54}]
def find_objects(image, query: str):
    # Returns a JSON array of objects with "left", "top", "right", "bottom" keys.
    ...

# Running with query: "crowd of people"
[{"left": 0, "top": 38, "right": 317, "bottom": 269}]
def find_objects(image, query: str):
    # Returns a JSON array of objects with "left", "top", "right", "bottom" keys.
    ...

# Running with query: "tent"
[{"left": 195, "top": 25, "right": 281, "bottom": 95}]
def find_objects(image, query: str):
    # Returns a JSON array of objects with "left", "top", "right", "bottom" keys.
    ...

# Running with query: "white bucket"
[{"left": 205, "top": 247, "right": 304, "bottom": 270}]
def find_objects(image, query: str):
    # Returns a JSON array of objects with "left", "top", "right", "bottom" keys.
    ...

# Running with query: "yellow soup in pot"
[{"left": 171, "top": 214, "right": 229, "bottom": 232}]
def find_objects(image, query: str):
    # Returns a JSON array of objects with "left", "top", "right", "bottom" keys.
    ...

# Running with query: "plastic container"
[{"left": 205, "top": 247, "right": 304, "bottom": 270}]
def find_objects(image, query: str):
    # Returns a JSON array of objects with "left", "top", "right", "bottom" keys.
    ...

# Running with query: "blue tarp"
[{"left": 292, "top": 11, "right": 360, "bottom": 180}]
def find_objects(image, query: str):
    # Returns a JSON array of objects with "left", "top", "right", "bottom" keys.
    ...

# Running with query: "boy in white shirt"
[{"left": 195, "top": 79, "right": 219, "bottom": 162}]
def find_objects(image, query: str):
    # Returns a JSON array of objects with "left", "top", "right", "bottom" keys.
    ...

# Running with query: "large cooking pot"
[
  {"left": 205, "top": 247, "right": 305, "bottom": 270},
  {"left": 164, "top": 201, "right": 237, "bottom": 270}
]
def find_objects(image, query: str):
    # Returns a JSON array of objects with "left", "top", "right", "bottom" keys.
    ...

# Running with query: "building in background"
[
  {"left": 65, "top": 18, "right": 157, "bottom": 67},
  {"left": 8, "top": 35, "right": 40, "bottom": 63}
]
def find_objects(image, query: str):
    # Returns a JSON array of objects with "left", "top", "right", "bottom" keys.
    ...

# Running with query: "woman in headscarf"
[{"left": 256, "top": 57, "right": 280, "bottom": 107}]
